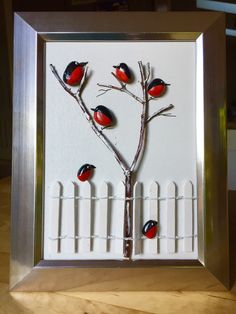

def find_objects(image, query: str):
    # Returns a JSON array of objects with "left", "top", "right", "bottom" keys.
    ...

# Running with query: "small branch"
[
  {"left": 145, "top": 104, "right": 174, "bottom": 124},
  {"left": 97, "top": 82, "right": 143, "bottom": 104},
  {"left": 123, "top": 88, "right": 143, "bottom": 104},
  {"left": 161, "top": 113, "right": 176, "bottom": 118},
  {"left": 138, "top": 61, "right": 145, "bottom": 88},
  {"left": 145, "top": 62, "right": 151, "bottom": 83},
  {"left": 97, "top": 88, "right": 111, "bottom": 97},
  {"left": 130, "top": 61, "right": 148, "bottom": 173},
  {"left": 97, "top": 83, "right": 121, "bottom": 92},
  {"left": 148, "top": 97, "right": 159, "bottom": 103},
  {"left": 97, "top": 73, "right": 143, "bottom": 104},
  {"left": 50, "top": 64, "right": 75, "bottom": 97}
]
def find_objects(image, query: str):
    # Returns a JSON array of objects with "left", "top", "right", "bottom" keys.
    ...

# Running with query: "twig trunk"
[
  {"left": 123, "top": 171, "right": 133, "bottom": 259},
  {"left": 123, "top": 62, "right": 148, "bottom": 259}
]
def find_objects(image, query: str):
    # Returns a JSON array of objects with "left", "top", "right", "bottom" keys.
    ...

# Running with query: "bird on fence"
[
  {"left": 142, "top": 220, "right": 158, "bottom": 239},
  {"left": 91, "top": 105, "right": 114, "bottom": 127},
  {"left": 77, "top": 164, "right": 96, "bottom": 182},
  {"left": 63, "top": 61, "right": 88, "bottom": 86},
  {"left": 147, "top": 78, "right": 170, "bottom": 97},
  {"left": 113, "top": 62, "right": 131, "bottom": 83}
]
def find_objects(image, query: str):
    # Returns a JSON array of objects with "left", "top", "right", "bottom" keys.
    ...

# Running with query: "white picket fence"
[{"left": 47, "top": 180, "right": 197, "bottom": 259}]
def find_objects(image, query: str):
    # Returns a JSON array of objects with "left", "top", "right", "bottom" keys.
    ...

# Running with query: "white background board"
[{"left": 43, "top": 41, "right": 198, "bottom": 260}]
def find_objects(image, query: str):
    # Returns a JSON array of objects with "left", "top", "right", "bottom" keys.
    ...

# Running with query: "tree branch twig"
[
  {"left": 145, "top": 104, "right": 174, "bottom": 124},
  {"left": 145, "top": 62, "right": 151, "bottom": 83},
  {"left": 130, "top": 61, "right": 148, "bottom": 173},
  {"left": 97, "top": 72, "right": 143, "bottom": 104}
]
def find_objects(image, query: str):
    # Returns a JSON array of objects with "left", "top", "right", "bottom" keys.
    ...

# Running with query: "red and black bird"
[
  {"left": 147, "top": 78, "right": 170, "bottom": 97},
  {"left": 77, "top": 164, "right": 96, "bottom": 182},
  {"left": 91, "top": 105, "right": 114, "bottom": 127},
  {"left": 142, "top": 220, "right": 158, "bottom": 239},
  {"left": 63, "top": 61, "right": 88, "bottom": 86},
  {"left": 113, "top": 63, "right": 131, "bottom": 83}
]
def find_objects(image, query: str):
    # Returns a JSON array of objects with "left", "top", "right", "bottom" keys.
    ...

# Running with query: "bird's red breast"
[
  {"left": 66, "top": 66, "right": 84, "bottom": 86},
  {"left": 148, "top": 84, "right": 166, "bottom": 97},
  {"left": 92, "top": 106, "right": 113, "bottom": 127},
  {"left": 63, "top": 61, "right": 88, "bottom": 86},
  {"left": 94, "top": 111, "right": 112, "bottom": 127},
  {"left": 115, "top": 68, "right": 129, "bottom": 83},
  {"left": 142, "top": 220, "right": 158, "bottom": 239},
  {"left": 77, "top": 164, "right": 95, "bottom": 182},
  {"left": 145, "top": 225, "right": 158, "bottom": 239},
  {"left": 77, "top": 169, "right": 92, "bottom": 182}
]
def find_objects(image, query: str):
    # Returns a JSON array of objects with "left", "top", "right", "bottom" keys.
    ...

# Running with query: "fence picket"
[
  {"left": 148, "top": 182, "right": 159, "bottom": 254},
  {"left": 98, "top": 182, "right": 108, "bottom": 253},
  {"left": 115, "top": 181, "right": 125, "bottom": 254},
  {"left": 166, "top": 182, "right": 176, "bottom": 253},
  {"left": 184, "top": 181, "right": 193, "bottom": 252},
  {"left": 62, "top": 181, "right": 76, "bottom": 254},
  {"left": 74, "top": 183, "right": 79, "bottom": 253},
  {"left": 49, "top": 182, "right": 62, "bottom": 254},
  {"left": 79, "top": 181, "right": 91, "bottom": 253},
  {"left": 133, "top": 181, "right": 142, "bottom": 255}
]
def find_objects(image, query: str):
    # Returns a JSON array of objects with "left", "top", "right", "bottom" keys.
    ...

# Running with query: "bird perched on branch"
[
  {"left": 77, "top": 164, "right": 96, "bottom": 182},
  {"left": 147, "top": 78, "right": 170, "bottom": 97},
  {"left": 63, "top": 61, "right": 88, "bottom": 86},
  {"left": 113, "top": 63, "right": 131, "bottom": 83},
  {"left": 91, "top": 105, "right": 114, "bottom": 127}
]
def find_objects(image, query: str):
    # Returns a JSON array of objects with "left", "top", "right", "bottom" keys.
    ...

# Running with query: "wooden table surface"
[{"left": 1, "top": 177, "right": 236, "bottom": 314}]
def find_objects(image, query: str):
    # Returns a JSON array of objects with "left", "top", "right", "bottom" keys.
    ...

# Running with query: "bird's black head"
[
  {"left": 83, "top": 164, "right": 96, "bottom": 170},
  {"left": 113, "top": 62, "right": 128, "bottom": 70},
  {"left": 78, "top": 164, "right": 96, "bottom": 177},
  {"left": 91, "top": 106, "right": 113, "bottom": 122},
  {"left": 79, "top": 62, "right": 88, "bottom": 67},
  {"left": 142, "top": 220, "right": 158, "bottom": 234},
  {"left": 154, "top": 78, "right": 165, "bottom": 85},
  {"left": 148, "top": 78, "right": 170, "bottom": 90},
  {"left": 119, "top": 63, "right": 128, "bottom": 69},
  {"left": 91, "top": 105, "right": 108, "bottom": 113},
  {"left": 88, "top": 164, "right": 96, "bottom": 169},
  {"left": 113, "top": 63, "right": 131, "bottom": 80}
]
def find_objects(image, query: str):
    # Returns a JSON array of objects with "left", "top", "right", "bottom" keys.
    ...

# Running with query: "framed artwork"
[{"left": 11, "top": 12, "right": 229, "bottom": 291}]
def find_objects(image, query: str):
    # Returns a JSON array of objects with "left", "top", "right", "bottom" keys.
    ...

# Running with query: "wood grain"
[{"left": 1, "top": 177, "right": 236, "bottom": 313}]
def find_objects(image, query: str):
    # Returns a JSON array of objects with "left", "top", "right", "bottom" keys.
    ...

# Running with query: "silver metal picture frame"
[{"left": 11, "top": 11, "right": 229, "bottom": 291}]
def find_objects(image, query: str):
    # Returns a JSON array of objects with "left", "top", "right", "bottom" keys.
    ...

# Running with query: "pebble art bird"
[
  {"left": 142, "top": 220, "right": 158, "bottom": 239},
  {"left": 113, "top": 63, "right": 131, "bottom": 83},
  {"left": 91, "top": 105, "right": 114, "bottom": 127},
  {"left": 63, "top": 61, "right": 88, "bottom": 86},
  {"left": 147, "top": 78, "right": 170, "bottom": 97},
  {"left": 77, "top": 164, "right": 96, "bottom": 182}
]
